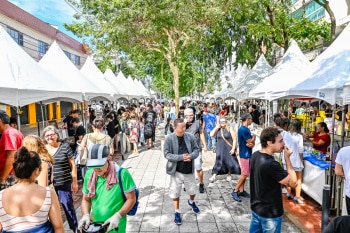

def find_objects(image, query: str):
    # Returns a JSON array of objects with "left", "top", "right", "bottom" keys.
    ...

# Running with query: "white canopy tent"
[
  {"left": 39, "top": 41, "right": 112, "bottom": 102},
  {"left": 0, "top": 25, "right": 81, "bottom": 107},
  {"left": 217, "top": 64, "right": 249, "bottom": 99},
  {"left": 136, "top": 80, "right": 151, "bottom": 97},
  {"left": 249, "top": 40, "right": 310, "bottom": 101},
  {"left": 286, "top": 24, "right": 350, "bottom": 105},
  {"left": 103, "top": 68, "right": 129, "bottom": 98},
  {"left": 80, "top": 56, "right": 118, "bottom": 99},
  {"left": 115, "top": 71, "right": 140, "bottom": 99},
  {"left": 127, "top": 76, "right": 149, "bottom": 98},
  {"left": 132, "top": 78, "right": 150, "bottom": 98},
  {"left": 232, "top": 54, "right": 272, "bottom": 101}
]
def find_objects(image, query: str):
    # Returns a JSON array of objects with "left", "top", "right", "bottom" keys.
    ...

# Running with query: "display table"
[{"left": 302, "top": 155, "right": 331, "bottom": 205}]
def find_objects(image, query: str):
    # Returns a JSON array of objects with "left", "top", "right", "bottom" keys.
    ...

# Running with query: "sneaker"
[
  {"left": 231, "top": 191, "right": 242, "bottom": 202},
  {"left": 188, "top": 200, "right": 200, "bottom": 214},
  {"left": 286, "top": 192, "right": 293, "bottom": 200},
  {"left": 238, "top": 190, "right": 250, "bottom": 198},
  {"left": 199, "top": 183, "right": 205, "bottom": 193},
  {"left": 226, "top": 176, "right": 232, "bottom": 181},
  {"left": 209, "top": 175, "right": 216, "bottom": 183},
  {"left": 212, "top": 147, "right": 216, "bottom": 153},
  {"left": 174, "top": 212, "right": 182, "bottom": 225}
]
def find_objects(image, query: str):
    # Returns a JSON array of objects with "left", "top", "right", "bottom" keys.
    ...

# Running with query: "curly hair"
[{"left": 23, "top": 135, "right": 54, "bottom": 164}]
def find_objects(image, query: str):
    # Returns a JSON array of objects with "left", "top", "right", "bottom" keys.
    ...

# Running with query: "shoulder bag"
[{"left": 220, "top": 128, "right": 241, "bottom": 175}]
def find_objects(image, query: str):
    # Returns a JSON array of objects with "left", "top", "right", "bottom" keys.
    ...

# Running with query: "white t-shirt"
[
  {"left": 289, "top": 132, "right": 304, "bottom": 169},
  {"left": 335, "top": 146, "right": 350, "bottom": 197}
]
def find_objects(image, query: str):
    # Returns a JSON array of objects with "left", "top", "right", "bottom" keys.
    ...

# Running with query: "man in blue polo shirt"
[{"left": 231, "top": 113, "right": 255, "bottom": 202}]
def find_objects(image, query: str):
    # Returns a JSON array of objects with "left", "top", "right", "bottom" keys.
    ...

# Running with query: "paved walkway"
[{"left": 60, "top": 125, "right": 302, "bottom": 233}]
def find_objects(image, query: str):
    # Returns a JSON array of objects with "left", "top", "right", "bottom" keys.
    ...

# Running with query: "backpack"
[
  {"left": 118, "top": 167, "right": 139, "bottom": 216},
  {"left": 145, "top": 111, "right": 155, "bottom": 123},
  {"left": 144, "top": 123, "right": 154, "bottom": 137}
]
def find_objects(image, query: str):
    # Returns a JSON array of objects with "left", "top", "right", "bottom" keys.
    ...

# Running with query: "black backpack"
[{"left": 144, "top": 123, "right": 154, "bottom": 137}]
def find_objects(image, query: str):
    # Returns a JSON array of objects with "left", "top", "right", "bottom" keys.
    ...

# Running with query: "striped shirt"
[
  {"left": 0, "top": 187, "right": 51, "bottom": 231},
  {"left": 52, "top": 142, "right": 74, "bottom": 186}
]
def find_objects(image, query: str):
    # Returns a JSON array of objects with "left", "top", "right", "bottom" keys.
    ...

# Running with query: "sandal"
[
  {"left": 293, "top": 196, "right": 304, "bottom": 204},
  {"left": 286, "top": 193, "right": 293, "bottom": 200}
]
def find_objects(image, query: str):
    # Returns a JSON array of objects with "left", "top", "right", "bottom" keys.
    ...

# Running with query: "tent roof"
[
  {"left": 39, "top": 41, "right": 110, "bottom": 101},
  {"left": 80, "top": 56, "right": 118, "bottom": 98},
  {"left": 103, "top": 69, "right": 129, "bottom": 97},
  {"left": 115, "top": 71, "right": 140, "bottom": 98},
  {"left": 249, "top": 40, "right": 310, "bottom": 100},
  {"left": 0, "top": 25, "right": 81, "bottom": 106},
  {"left": 217, "top": 64, "right": 249, "bottom": 98},
  {"left": 232, "top": 54, "right": 272, "bottom": 100},
  {"left": 287, "top": 24, "right": 350, "bottom": 105}
]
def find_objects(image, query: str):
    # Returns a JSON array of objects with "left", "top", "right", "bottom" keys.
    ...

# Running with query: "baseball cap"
[
  {"left": 240, "top": 113, "right": 252, "bottom": 121},
  {"left": 86, "top": 144, "right": 110, "bottom": 167}
]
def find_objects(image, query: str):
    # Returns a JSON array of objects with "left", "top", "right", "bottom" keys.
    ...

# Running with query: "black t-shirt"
[
  {"left": 176, "top": 136, "right": 192, "bottom": 174},
  {"left": 106, "top": 121, "right": 116, "bottom": 138},
  {"left": 186, "top": 120, "right": 202, "bottom": 148},
  {"left": 143, "top": 110, "right": 157, "bottom": 124},
  {"left": 250, "top": 151, "right": 288, "bottom": 218},
  {"left": 63, "top": 115, "right": 74, "bottom": 136},
  {"left": 251, "top": 110, "right": 260, "bottom": 125}
]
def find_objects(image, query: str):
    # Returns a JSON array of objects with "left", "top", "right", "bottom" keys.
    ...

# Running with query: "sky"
[{"left": 8, "top": 0, "right": 83, "bottom": 42}]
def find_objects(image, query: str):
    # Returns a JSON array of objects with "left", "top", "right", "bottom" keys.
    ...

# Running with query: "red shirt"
[
  {"left": 312, "top": 132, "right": 331, "bottom": 154},
  {"left": 0, "top": 127, "right": 24, "bottom": 172}
]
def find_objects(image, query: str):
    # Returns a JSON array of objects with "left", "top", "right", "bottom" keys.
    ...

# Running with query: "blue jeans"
[
  {"left": 249, "top": 211, "right": 283, "bottom": 233},
  {"left": 205, "top": 130, "right": 216, "bottom": 150}
]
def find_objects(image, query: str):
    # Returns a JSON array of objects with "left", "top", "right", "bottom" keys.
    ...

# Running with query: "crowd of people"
[{"left": 0, "top": 96, "right": 346, "bottom": 232}]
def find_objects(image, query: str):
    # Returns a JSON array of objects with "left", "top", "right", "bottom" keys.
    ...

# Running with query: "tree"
[
  {"left": 66, "top": 0, "right": 226, "bottom": 114},
  {"left": 314, "top": 0, "right": 336, "bottom": 40},
  {"left": 65, "top": 0, "right": 331, "bottom": 108}
]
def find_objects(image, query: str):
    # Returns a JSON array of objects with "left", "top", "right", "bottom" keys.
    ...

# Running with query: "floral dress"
[{"left": 129, "top": 119, "right": 139, "bottom": 143}]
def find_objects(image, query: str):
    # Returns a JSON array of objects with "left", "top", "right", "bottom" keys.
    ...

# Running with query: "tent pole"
[
  {"left": 40, "top": 101, "right": 45, "bottom": 129},
  {"left": 327, "top": 106, "right": 336, "bottom": 185},
  {"left": 16, "top": 107, "right": 21, "bottom": 132}
]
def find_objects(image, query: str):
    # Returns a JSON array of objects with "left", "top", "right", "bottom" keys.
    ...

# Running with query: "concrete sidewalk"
[{"left": 63, "top": 126, "right": 302, "bottom": 233}]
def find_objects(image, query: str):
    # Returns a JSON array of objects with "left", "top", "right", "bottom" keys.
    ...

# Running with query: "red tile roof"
[{"left": 0, "top": 0, "right": 89, "bottom": 54}]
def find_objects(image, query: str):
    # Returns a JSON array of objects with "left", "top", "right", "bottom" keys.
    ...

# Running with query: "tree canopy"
[{"left": 65, "top": 0, "right": 331, "bottom": 111}]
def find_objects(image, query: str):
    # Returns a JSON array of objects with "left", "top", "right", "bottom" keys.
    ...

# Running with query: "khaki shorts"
[{"left": 169, "top": 172, "right": 196, "bottom": 198}]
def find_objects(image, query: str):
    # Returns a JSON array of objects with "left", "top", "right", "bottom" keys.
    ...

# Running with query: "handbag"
[
  {"left": 77, "top": 135, "right": 89, "bottom": 166},
  {"left": 220, "top": 128, "right": 241, "bottom": 175},
  {"left": 118, "top": 168, "right": 139, "bottom": 216}
]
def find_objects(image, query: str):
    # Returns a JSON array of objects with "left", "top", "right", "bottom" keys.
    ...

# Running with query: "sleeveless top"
[{"left": 0, "top": 187, "right": 51, "bottom": 231}]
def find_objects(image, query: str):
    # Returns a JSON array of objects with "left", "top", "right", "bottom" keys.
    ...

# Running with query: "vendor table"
[{"left": 302, "top": 160, "right": 327, "bottom": 205}]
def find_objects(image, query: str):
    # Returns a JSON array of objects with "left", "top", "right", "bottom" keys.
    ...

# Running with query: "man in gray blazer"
[{"left": 164, "top": 118, "right": 200, "bottom": 225}]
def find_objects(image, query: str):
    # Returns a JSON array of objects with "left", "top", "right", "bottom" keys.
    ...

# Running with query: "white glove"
[
  {"left": 78, "top": 214, "right": 91, "bottom": 231},
  {"left": 104, "top": 212, "right": 121, "bottom": 232}
]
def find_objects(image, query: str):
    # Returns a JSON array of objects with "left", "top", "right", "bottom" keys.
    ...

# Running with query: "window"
[
  {"left": 63, "top": 50, "right": 71, "bottom": 59},
  {"left": 6, "top": 28, "right": 23, "bottom": 46},
  {"left": 38, "top": 41, "right": 48, "bottom": 54},
  {"left": 73, "top": 55, "right": 80, "bottom": 65},
  {"left": 291, "top": 0, "right": 325, "bottom": 21}
]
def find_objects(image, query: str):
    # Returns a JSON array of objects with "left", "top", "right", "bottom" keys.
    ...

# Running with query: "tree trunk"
[
  {"left": 314, "top": 0, "right": 336, "bottom": 41},
  {"left": 169, "top": 60, "right": 180, "bottom": 118}
]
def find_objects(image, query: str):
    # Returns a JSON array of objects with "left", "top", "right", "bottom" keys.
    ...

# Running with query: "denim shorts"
[
  {"left": 194, "top": 152, "right": 202, "bottom": 170},
  {"left": 249, "top": 211, "right": 283, "bottom": 233}
]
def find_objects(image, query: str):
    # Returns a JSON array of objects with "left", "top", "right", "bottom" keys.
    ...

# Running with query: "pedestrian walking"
[
  {"left": 209, "top": 117, "right": 240, "bottom": 182},
  {"left": 43, "top": 126, "right": 79, "bottom": 232},
  {"left": 184, "top": 107, "right": 206, "bottom": 193},
  {"left": 0, "top": 147, "right": 64, "bottom": 233},
  {"left": 163, "top": 118, "right": 201, "bottom": 225},
  {"left": 249, "top": 127, "right": 297, "bottom": 233},
  {"left": 231, "top": 113, "right": 255, "bottom": 202},
  {"left": 0, "top": 110, "right": 23, "bottom": 191}
]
